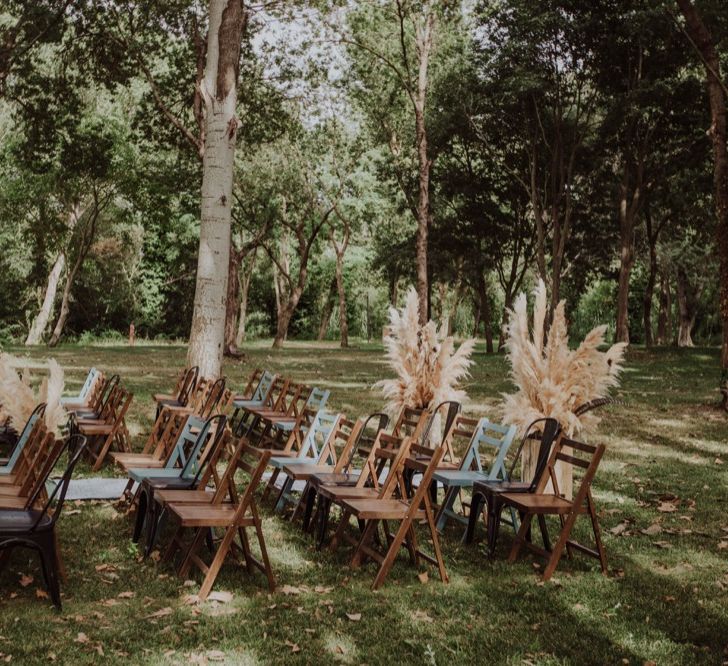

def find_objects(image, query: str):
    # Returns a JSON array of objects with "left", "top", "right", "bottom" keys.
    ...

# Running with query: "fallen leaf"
[
  {"left": 714, "top": 458, "right": 723, "bottom": 465},
  {"left": 145, "top": 607, "right": 173, "bottom": 619},
  {"left": 279, "top": 585, "right": 302, "bottom": 595},
  {"left": 417, "top": 571, "right": 429, "bottom": 584},
  {"left": 183, "top": 580, "right": 196, "bottom": 588},
  {"left": 207, "top": 591, "right": 233, "bottom": 604},
  {"left": 284, "top": 640, "right": 301, "bottom": 653},
  {"left": 183, "top": 594, "right": 201, "bottom": 605},
  {"left": 346, "top": 613, "right": 361, "bottom": 622},
  {"left": 640, "top": 523, "right": 662, "bottom": 536},
  {"left": 207, "top": 650, "right": 226, "bottom": 661},
  {"left": 117, "top": 591, "right": 134, "bottom": 599},
  {"left": 718, "top": 541, "right": 728, "bottom": 551},
  {"left": 75, "top": 633, "right": 89, "bottom": 644},
  {"left": 35, "top": 588, "right": 48, "bottom": 599},
  {"left": 18, "top": 574, "right": 33, "bottom": 588},
  {"left": 657, "top": 502, "right": 678, "bottom": 513},
  {"left": 411, "top": 609, "right": 433, "bottom": 623},
  {"left": 652, "top": 541, "right": 672, "bottom": 549},
  {"left": 314, "top": 586, "right": 333, "bottom": 594},
  {"left": 610, "top": 521, "right": 630, "bottom": 536}
]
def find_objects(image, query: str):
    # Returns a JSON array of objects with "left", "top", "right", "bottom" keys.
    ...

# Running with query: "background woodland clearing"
[{"left": 0, "top": 342, "right": 725, "bottom": 665}]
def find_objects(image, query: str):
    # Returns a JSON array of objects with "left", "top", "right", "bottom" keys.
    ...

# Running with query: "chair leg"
[
  {"left": 329, "top": 508, "right": 352, "bottom": 553},
  {"left": 350, "top": 519, "right": 379, "bottom": 568},
  {"left": 274, "top": 477, "right": 293, "bottom": 514},
  {"left": 542, "top": 511, "right": 579, "bottom": 581},
  {"left": 487, "top": 496, "right": 504, "bottom": 558},
  {"left": 198, "top": 528, "right": 235, "bottom": 601},
  {"left": 132, "top": 489, "right": 149, "bottom": 543},
  {"left": 507, "top": 512, "right": 533, "bottom": 563},
  {"left": 587, "top": 492, "right": 608, "bottom": 574},
  {"left": 302, "top": 486, "right": 317, "bottom": 532},
  {"left": 251, "top": 502, "right": 275, "bottom": 591},
  {"left": 423, "top": 496, "right": 449, "bottom": 583},
  {"left": 37, "top": 532, "right": 62, "bottom": 610},
  {"left": 371, "top": 517, "right": 414, "bottom": 590},
  {"left": 145, "top": 504, "right": 166, "bottom": 559},
  {"left": 262, "top": 469, "right": 280, "bottom": 502},
  {"left": 435, "top": 485, "right": 459, "bottom": 532},
  {"left": 537, "top": 515, "right": 551, "bottom": 552},
  {"left": 465, "top": 491, "right": 484, "bottom": 544}
]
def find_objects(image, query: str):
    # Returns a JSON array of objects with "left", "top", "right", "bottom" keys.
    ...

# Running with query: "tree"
[
  {"left": 675, "top": 0, "right": 728, "bottom": 375},
  {"left": 186, "top": 0, "right": 248, "bottom": 377}
]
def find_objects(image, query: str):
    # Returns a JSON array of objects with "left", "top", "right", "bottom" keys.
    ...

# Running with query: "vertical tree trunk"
[
  {"left": 25, "top": 251, "right": 65, "bottom": 345},
  {"left": 317, "top": 276, "right": 337, "bottom": 341},
  {"left": 335, "top": 253, "right": 348, "bottom": 347},
  {"left": 47, "top": 260, "right": 81, "bottom": 347},
  {"left": 643, "top": 206, "right": 660, "bottom": 347},
  {"left": 234, "top": 250, "right": 255, "bottom": 346},
  {"left": 223, "top": 243, "right": 240, "bottom": 356},
  {"left": 273, "top": 286, "right": 303, "bottom": 349},
  {"left": 615, "top": 203, "right": 636, "bottom": 344},
  {"left": 477, "top": 272, "right": 493, "bottom": 353},
  {"left": 676, "top": 266, "right": 696, "bottom": 347},
  {"left": 498, "top": 291, "right": 515, "bottom": 351},
  {"left": 657, "top": 269, "right": 672, "bottom": 345},
  {"left": 677, "top": 0, "right": 728, "bottom": 370},
  {"left": 186, "top": 0, "right": 247, "bottom": 378},
  {"left": 389, "top": 272, "right": 399, "bottom": 307}
]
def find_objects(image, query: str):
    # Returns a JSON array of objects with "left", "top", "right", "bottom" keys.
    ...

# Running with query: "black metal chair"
[
  {"left": 466, "top": 418, "right": 561, "bottom": 556},
  {"left": 133, "top": 414, "right": 228, "bottom": 557},
  {"left": 0, "top": 434, "right": 87, "bottom": 610}
]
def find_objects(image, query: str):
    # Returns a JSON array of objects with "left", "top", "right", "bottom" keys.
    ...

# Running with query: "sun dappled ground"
[{"left": 0, "top": 341, "right": 727, "bottom": 665}]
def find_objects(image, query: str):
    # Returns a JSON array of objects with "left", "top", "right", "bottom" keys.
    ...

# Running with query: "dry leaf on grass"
[
  {"left": 610, "top": 522, "right": 630, "bottom": 536},
  {"left": 117, "top": 591, "right": 134, "bottom": 599},
  {"left": 75, "top": 633, "right": 89, "bottom": 644},
  {"left": 657, "top": 502, "right": 678, "bottom": 513},
  {"left": 35, "top": 588, "right": 48, "bottom": 599},
  {"left": 418, "top": 571, "right": 429, "bottom": 584},
  {"left": 18, "top": 574, "right": 33, "bottom": 588},
  {"left": 346, "top": 613, "right": 361, "bottom": 621},
  {"left": 207, "top": 650, "right": 226, "bottom": 661},
  {"left": 640, "top": 524, "right": 662, "bottom": 536},
  {"left": 284, "top": 640, "right": 301, "bottom": 653},
  {"left": 206, "top": 591, "right": 233, "bottom": 604},
  {"left": 279, "top": 585, "right": 303, "bottom": 595},
  {"left": 145, "top": 607, "right": 173, "bottom": 619}
]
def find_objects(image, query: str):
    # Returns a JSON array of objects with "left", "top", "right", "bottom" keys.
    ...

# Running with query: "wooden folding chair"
[
  {"left": 301, "top": 413, "right": 389, "bottom": 533},
  {"left": 154, "top": 366, "right": 199, "bottom": 418},
  {"left": 163, "top": 443, "right": 275, "bottom": 600},
  {"left": 502, "top": 434, "right": 608, "bottom": 580},
  {"left": 67, "top": 373, "right": 119, "bottom": 419},
  {"left": 432, "top": 417, "right": 517, "bottom": 535},
  {"left": 0, "top": 403, "right": 46, "bottom": 472},
  {"left": 334, "top": 439, "right": 449, "bottom": 589},
  {"left": 0, "top": 425, "right": 61, "bottom": 503},
  {"left": 391, "top": 406, "right": 429, "bottom": 443},
  {"left": 234, "top": 375, "right": 288, "bottom": 438},
  {"left": 318, "top": 431, "right": 411, "bottom": 550},
  {"left": 75, "top": 385, "right": 133, "bottom": 471},
  {"left": 60, "top": 367, "right": 103, "bottom": 409}
]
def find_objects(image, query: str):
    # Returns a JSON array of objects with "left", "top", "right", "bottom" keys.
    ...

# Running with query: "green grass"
[{"left": 1, "top": 341, "right": 727, "bottom": 665}]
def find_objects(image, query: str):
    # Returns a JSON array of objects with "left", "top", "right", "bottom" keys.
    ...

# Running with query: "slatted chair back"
[
  {"left": 419, "top": 401, "right": 461, "bottom": 445},
  {"left": 1, "top": 403, "right": 46, "bottom": 473},
  {"left": 4, "top": 419, "right": 47, "bottom": 483},
  {"left": 60, "top": 368, "right": 101, "bottom": 405},
  {"left": 177, "top": 414, "right": 229, "bottom": 485},
  {"left": 91, "top": 373, "right": 120, "bottom": 415},
  {"left": 537, "top": 435, "right": 605, "bottom": 499},
  {"left": 320, "top": 417, "right": 362, "bottom": 471},
  {"left": 89, "top": 385, "right": 134, "bottom": 470},
  {"left": 17, "top": 428, "right": 62, "bottom": 499},
  {"left": 239, "top": 368, "right": 264, "bottom": 400},
  {"left": 265, "top": 376, "right": 291, "bottom": 411},
  {"left": 338, "top": 412, "right": 390, "bottom": 474},
  {"left": 198, "top": 378, "right": 227, "bottom": 419},
  {"left": 293, "top": 410, "right": 341, "bottom": 461},
  {"left": 506, "top": 417, "right": 562, "bottom": 491},
  {"left": 245, "top": 369, "right": 276, "bottom": 404},
  {"left": 354, "top": 432, "right": 412, "bottom": 498},
  {"left": 458, "top": 419, "right": 517, "bottom": 480},
  {"left": 391, "top": 406, "right": 429, "bottom": 443},
  {"left": 279, "top": 382, "right": 310, "bottom": 420},
  {"left": 176, "top": 366, "right": 199, "bottom": 407},
  {"left": 305, "top": 387, "right": 330, "bottom": 412},
  {"left": 163, "top": 415, "right": 208, "bottom": 471},
  {"left": 21, "top": 431, "right": 67, "bottom": 508}
]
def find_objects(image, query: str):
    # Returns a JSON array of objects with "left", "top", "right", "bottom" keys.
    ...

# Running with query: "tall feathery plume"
[{"left": 375, "top": 286, "right": 476, "bottom": 442}]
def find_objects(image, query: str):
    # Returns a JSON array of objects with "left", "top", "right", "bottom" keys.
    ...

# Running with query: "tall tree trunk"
[
  {"left": 223, "top": 242, "right": 241, "bottom": 356},
  {"left": 317, "top": 276, "right": 337, "bottom": 341},
  {"left": 389, "top": 272, "right": 399, "bottom": 307},
  {"left": 186, "top": 0, "right": 247, "bottom": 378},
  {"left": 657, "top": 269, "right": 672, "bottom": 345},
  {"left": 472, "top": 293, "right": 481, "bottom": 338},
  {"left": 498, "top": 291, "right": 515, "bottom": 351},
  {"left": 643, "top": 205, "right": 661, "bottom": 348},
  {"left": 477, "top": 273, "right": 493, "bottom": 353},
  {"left": 25, "top": 251, "right": 65, "bottom": 345},
  {"left": 47, "top": 257, "right": 82, "bottom": 347},
  {"left": 615, "top": 173, "right": 639, "bottom": 343},
  {"left": 234, "top": 250, "right": 256, "bottom": 346},
  {"left": 676, "top": 266, "right": 696, "bottom": 348},
  {"left": 273, "top": 285, "right": 303, "bottom": 349},
  {"left": 677, "top": 0, "right": 728, "bottom": 370},
  {"left": 335, "top": 253, "right": 348, "bottom": 348}
]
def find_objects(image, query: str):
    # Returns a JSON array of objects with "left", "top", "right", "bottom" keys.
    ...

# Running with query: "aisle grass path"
[{"left": 0, "top": 341, "right": 726, "bottom": 665}]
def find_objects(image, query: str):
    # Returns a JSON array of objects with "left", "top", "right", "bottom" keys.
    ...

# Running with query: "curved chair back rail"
[
  {"left": 506, "top": 417, "right": 562, "bottom": 491},
  {"left": 176, "top": 366, "right": 200, "bottom": 408}
]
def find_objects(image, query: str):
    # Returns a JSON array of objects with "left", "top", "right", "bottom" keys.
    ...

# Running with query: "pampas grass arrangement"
[
  {"left": 375, "top": 287, "right": 476, "bottom": 442},
  {"left": 501, "top": 280, "right": 627, "bottom": 495},
  {"left": 0, "top": 353, "right": 68, "bottom": 434}
]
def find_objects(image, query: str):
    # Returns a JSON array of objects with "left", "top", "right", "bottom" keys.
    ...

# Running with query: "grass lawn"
[{"left": 1, "top": 341, "right": 727, "bottom": 665}]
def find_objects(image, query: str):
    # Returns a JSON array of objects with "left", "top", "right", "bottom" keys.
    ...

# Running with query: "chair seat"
[
  {"left": 500, "top": 493, "right": 575, "bottom": 514},
  {"left": 270, "top": 454, "right": 312, "bottom": 469},
  {"left": 473, "top": 480, "right": 531, "bottom": 496},
  {"left": 281, "top": 463, "right": 334, "bottom": 480},
  {"left": 155, "top": 488, "right": 216, "bottom": 505},
  {"left": 432, "top": 470, "right": 488, "bottom": 486},
  {"left": 141, "top": 476, "right": 196, "bottom": 491},
  {"left": 111, "top": 452, "right": 164, "bottom": 469},
  {"left": 310, "top": 471, "right": 360, "bottom": 487},
  {"left": 128, "top": 467, "right": 185, "bottom": 483},
  {"left": 0, "top": 484, "right": 23, "bottom": 497},
  {"left": 153, "top": 393, "right": 177, "bottom": 403},
  {"left": 340, "top": 498, "right": 421, "bottom": 521},
  {"left": 167, "top": 503, "right": 251, "bottom": 527},
  {"left": 0, "top": 473, "right": 17, "bottom": 484},
  {"left": 232, "top": 398, "right": 265, "bottom": 410},
  {"left": 318, "top": 486, "right": 379, "bottom": 502},
  {"left": 77, "top": 423, "right": 113, "bottom": 436},
  {"left": 0, "top": 508, "right": 52, "bottom": 533},
  {"left": 0, "top": 495, "right": 32, "bottom": 509}
]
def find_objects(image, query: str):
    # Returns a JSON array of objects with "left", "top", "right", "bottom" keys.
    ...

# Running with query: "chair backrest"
[
  {"left": 536, "top": 434, "right": 606, "bottom": 504},
  {"left": 419, "top": 401, "right": 461, "bottom": 447},
  {"left": 281, "top": 382, "right": 310, "bottom": 419},
  {"left": 355, "top": 431, "right": 411, "bottom": 495},
  {"left": 458, "top": 418, "right": 517, "bottom": 480},
  {"left": 32, "top": 435, "right": 88, "bottom": 531},
  {"left": 323, "top": 416, "right": 361, "bottom": 471},
  {"left": 294, "top": 410, "right": 340, "bottom": 461},
  {"left": 391, "top": 406, "right": 429, "bottom": 442},
  {"left": 94, "top": 373, "right": 120, "bottom": 413},
  {"left": 176, "top": 366, "right": 199, "bottom": 407},
  {"left": 229, "top": 444, "right": 273, "bottom": 521},
  {"left": 266, "top": 376, "right": 290, "bottom": 410},
  {"left": 404, "top": 437, "right": 447, "bottom": 503},
  {"left": 240, "top": 368, "right": 263, "bottom": 399},
  {"left": 305, "top": 387, "right": 330, "bottom": 413},
  {"left": 18, "top": 429, "right": 61, "bottom": 497},
  {"left": 71, "top": 368, "right": 99, "bottom": 401},
  {"left": 251, "top": 370, "right": 276, "bottom": 402},
  {"left": 198, "top": 377, "right": 227, "bottom": 419},
  {"left": 1, "top": 402, "right": 46, "bottom": 472},
  {"left": 507, "top": 417, "right": 561, "bottom": 491},
  {"left": 23, "top": 430, "right": 69, "bottom": 510},
  {"left": 180, "top": 414, "right": 229, "bottom": 485},
  {"left": 337, "top": 412, "right": 389, "bottom": 473},
  {"left": 165, "top": 414, "right": 226, "bottom": 480},
  {"left": 10, "top": 419, "right": 50, "bottom": 483}
]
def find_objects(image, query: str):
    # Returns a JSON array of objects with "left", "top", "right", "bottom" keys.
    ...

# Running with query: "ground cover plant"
[{"left": 0, "top": 342, "right": 726, "bottom": 665}]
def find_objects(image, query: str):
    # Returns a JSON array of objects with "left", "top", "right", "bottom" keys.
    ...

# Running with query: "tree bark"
[
  {"left": 25, "top": 251, "right": 65, "bottom": 345},
  {"left": 643, "top": 204, "right": 663, "bottom": 348},
  {"left": 615, "top": 157, "right": 641, "bottom": 343},
  {"left": 477, "top": 272, "right": 493, "bottom": 353},
  {"left": 676, "top": 265, "right": 697, "bottom": 348},
  {"left": 335, "top": 253, "right": 348, "bottom": 347},
  {"left": 677, "top": 0, "right": 728, "bottom": 370},
  {"left": 234, "top": 249, "right": 256, "bottom": 346},
  {"left": 186, "top": 0, "right": 247, "bottom": 378},
  {"left": 657, "top": 268, "right": 672, "bottom": 345},
  {"left": 317, "top": 276, "right": 337, "bottom": 341}
]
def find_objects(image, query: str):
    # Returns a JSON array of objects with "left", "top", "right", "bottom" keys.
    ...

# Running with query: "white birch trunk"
[
  {"left": 186, "top": 0, "right": 245, "bottom": 378},
  {"left": 25, "top": 251, "right": 65, "bottom": 345}
]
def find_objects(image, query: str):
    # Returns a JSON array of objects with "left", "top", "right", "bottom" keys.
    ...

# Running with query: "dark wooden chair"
[
  {"left": 502, "top": 434, "right": 608, "bottom": 580},
  {"left": 0, "top": 435, "right": 87, "bottom": 609},
  {"left": 153, "top": 366, "right": 199, "bottom": 419},
  {"left": 0, "top": 403, "right": 46, "bottom": 470}
]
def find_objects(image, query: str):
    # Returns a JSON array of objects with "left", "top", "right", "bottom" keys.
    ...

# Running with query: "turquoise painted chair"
[
  {"left": 60, "top": 368, "right": 100, "bottom": 406},
  {"left": 232, "top": 370, "right": 276, "bottom": 412},
  {"left": 272, "top": 411, "right": 342, "bottom": 514},
  {"left": 269, "top": 387, "right": 330, "bottom": 433},
  {"left": 433, "top": 416, "right": 517, "bottom": 536},
  {"left": 0, "top": 404, "right": 46, "bottom": 475},
  {"left": 126, "top": 414, "right": 224, "bottom": 487}
]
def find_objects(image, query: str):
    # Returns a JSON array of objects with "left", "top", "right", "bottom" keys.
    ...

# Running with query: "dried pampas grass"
[
  {"left": 375, "top": 287, "right": 476, "bottom": 434},
  {"left": 0, "top": 353, "right": 68, "bottom": 434},
  {"left": 501, "top": 280, "right": 627, "bottom": 437}
]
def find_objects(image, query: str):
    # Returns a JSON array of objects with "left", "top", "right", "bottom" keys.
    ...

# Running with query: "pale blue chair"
[
  {"left": 268, "top": 387, "right": 330, "bottom": 433},
  {"left": 60, "top": 368, "right": 101, "bottom": 406},
  {"left": 0, "top": 403, "right": 46, "bottom": 475},
  {"left": 433, "top": 417, "right": 517, "bottom": 536}
]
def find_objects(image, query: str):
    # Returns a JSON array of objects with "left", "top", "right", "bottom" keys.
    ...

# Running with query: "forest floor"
[{"left": 0, "top": 341, "right": 727, "bottom": 665}]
